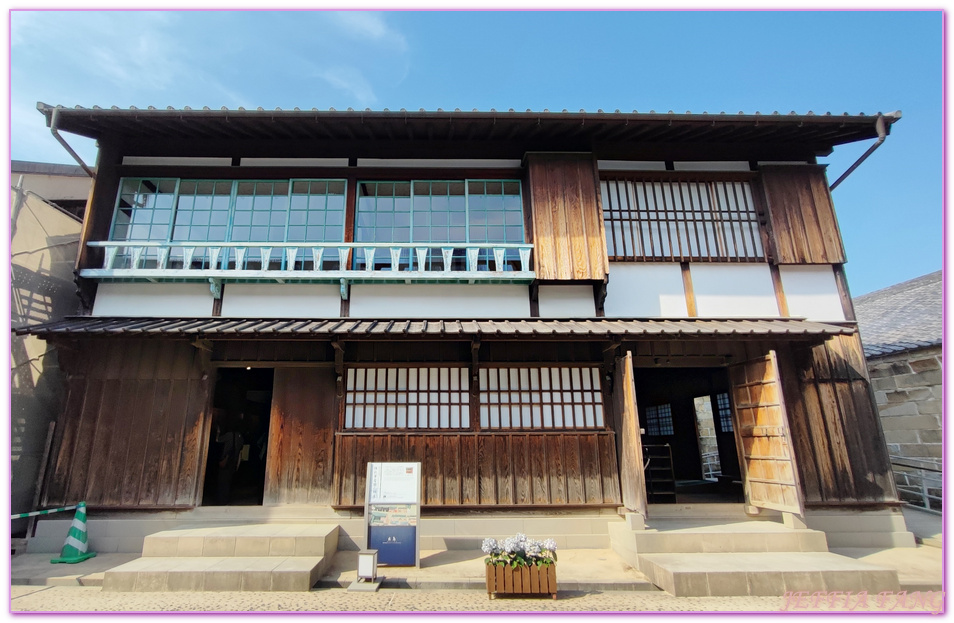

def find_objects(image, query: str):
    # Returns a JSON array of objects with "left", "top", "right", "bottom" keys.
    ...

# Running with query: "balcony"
[{"left": 80, "top": 241, "right": 535, "bottom": 295}]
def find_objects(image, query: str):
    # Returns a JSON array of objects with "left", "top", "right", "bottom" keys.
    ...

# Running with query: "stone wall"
[{"left": 868, "top": 344, "right": 942, "bottom": 509}]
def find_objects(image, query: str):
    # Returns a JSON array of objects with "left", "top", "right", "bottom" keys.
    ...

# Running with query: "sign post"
[{"left": 364, "top": 462, "right": 421, "bottom": 568}]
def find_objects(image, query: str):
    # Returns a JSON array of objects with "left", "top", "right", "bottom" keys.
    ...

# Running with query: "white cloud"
[
  {"left": 328, "top": 11, "right": 408, "bottom": 51},
  {"left": 317, "top": 67, "right": 377, "bottom": 106}
]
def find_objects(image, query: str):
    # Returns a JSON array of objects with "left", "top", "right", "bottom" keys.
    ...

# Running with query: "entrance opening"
[
  {"left": 203, "top": 367, "right": 273, "bottom": 506},
  {"left": 634, "top": 367, "right": 743, "bottom": 503}
]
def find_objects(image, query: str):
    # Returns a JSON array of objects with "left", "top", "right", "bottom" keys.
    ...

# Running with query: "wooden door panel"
[
  {"left": 728, "top": 352, "right": 803, "bottom": 515},
  {"left": 615, "top": 351, "right": 647, "bottom": 517}
]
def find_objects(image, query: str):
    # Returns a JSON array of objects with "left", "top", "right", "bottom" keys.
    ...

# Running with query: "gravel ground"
[{"left": 10, "top": 585, "right": 944, "bottom": 614}]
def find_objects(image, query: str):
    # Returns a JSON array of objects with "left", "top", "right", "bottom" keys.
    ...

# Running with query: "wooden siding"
[
  {"left": 728, "top": 353, "right": 802, "bottom": 514},
  {"left": 615, "top": 352, "right": 647, "bottom": 516},
  {"left": 333, "top": 431, "right": 620, "bottom": 507},
  {"left": 759, "top": 165, "right": 846, "bottom": 264},
  {"left": 527, "top": 154, "right": 608, "bottom": 281},
  {"left": 264, "top": 367, "right": 338, "bottom": 505},
  {"left": 43, "top": 340, "right": 210, "bottom": 508},
  {"left": 778, "top": 334, "right": 898, "bottom": 505}
]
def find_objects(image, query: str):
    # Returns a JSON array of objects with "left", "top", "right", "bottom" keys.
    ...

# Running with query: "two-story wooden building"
[{"left": 21, "top": 105, "right": 913, "bottom": 563}]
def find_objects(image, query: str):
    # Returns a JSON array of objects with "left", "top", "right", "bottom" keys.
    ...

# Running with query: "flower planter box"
[{"left": 485, "top": 564, "right": 557, "bottom": 600}]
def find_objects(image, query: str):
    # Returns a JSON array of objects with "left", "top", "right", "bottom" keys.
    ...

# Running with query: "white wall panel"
[
  {"left": 673, "top": 161, "right": 751, "bottom": 171},
  {"left": 349, "top": 285, "right": 530, "bottom": 318},
  {"left": 537, "top": 285, "right": 596, "bottom": 318},
  {"left": 604, "top": 263, "right": 688, "bottom": 317},
  {"left": 779, "top": 265, "right": 846, "bottom": 321},
  {"left": 92, "top": 283, "right": 213, "bottom": 317},
  {"left": 220, "top": 284, "right": 341, "bottom": 318},
  {"left": 690, "top": 264, "right": 780, "bottom": 317}
]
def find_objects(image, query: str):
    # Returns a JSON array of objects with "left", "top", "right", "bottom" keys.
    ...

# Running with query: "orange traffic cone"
[{"left": 50, "top": 502, "right": 97, "bottom": 564}]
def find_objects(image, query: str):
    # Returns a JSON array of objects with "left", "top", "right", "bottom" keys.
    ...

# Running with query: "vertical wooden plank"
[
  {"left": 335, "top": 434, "right": 356, "bottom": 506},
  {"left": 156, "top": 370, "right": 189, "bottom": 505},
  {"left": 511, "top": 434, "right": 531, "bottom": 505},
  {"left": 477, "top": 434, "right": 497, "bottom": 505},
  {"left": 443, "top": 435, "right": 460, "bottom": 505},
  {"left": 63, "top": 378, "right": 102, "bottom": 504},
  {"left": 85, "top": 379, "right": 127, "bottom": 505},
  {"left": 563, "top": 435, "right": 584, "bottom": 504},
  {"left": 580, "top": 434, "right": 602, "bottom": 504},
  {"left": 528, "top": 157, "right": 557, "bottom": 279},
  {"left": 615, "top": 352, "right": 647, "bottom": 515},
  {"left": 598, "top": 433, "right": 621, "bottom": 504},
  {"left": 120, "top": 380, "right": 157, "bottom": 505},
  {"left": 102, "top": 379, "right": 137, "bottom": 505},
  {"left": 353, "top": 436, "right": 373, "bottom": 507},
  {"left": 175, "top": 377, "right": 208, "bottom": 505},
  {"left": 529, "top": 435, "right": 549, "bottom": 504},
  {"left": 137, "top": 379, "right": 174, "bottom": 506},
  {"left": 460, "top": 433, "right": 478, "bottom": 505},
  {"left": 561, "top": 161, "right": 590, "bottom": 279},
  {"left": 424, "top": 435, "right": 442, "bottom": 505},
  {"left": 545, "top": 435, "right": 567, "bottom": 505},
  {"left": 545, "top": 161, "right": 572, "bottom": 279},
  {"left": 495, "top": 435, "right": 514, "bottom": 505},
  {"left": 681, "top": 263, "right": 697, "bottom": 317}
]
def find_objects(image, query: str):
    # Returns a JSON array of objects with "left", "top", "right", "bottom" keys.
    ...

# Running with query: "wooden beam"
[{"left": 681, "top": 262, "right": 697, "bottom": 317}]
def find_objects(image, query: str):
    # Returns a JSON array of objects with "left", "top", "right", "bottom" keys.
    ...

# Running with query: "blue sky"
[{"left": 8, "top": 10, "right": 943, "bottom": 295}]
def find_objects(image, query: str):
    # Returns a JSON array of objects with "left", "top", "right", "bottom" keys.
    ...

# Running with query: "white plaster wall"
[
  {"left": 121, "top": 156, "right": 232, "bottom": 166},
  {"left": 604, "top": 263, "right": 688, "bottom": 317},
  {"left": 778, "top": 265, "right": 846, "bottom": 321},
  {"left": 537, "top": 285, "right": 596, "bottom": 318},
  {"left": 597, "top": 160, "right": 667, "bottom": 171},
  {"left": 240, "top": 158, "right": 349, "bottom": 167},
  {"left": 349, "top": 285, "right": 530, "bottom": 318},
  {"left": 690, "top": 264, "right": 780, "bottom": 317},
  {"left": 220, "top": 284, "right": 341, "bottom": 318},
  {"left": 356, "top": 158, "right": 522, "bottom": 168},
  {"left": 673, "top": 161, "right": 751, "bottom": 171},
  {"left": 92, "top": 283, "right": 213, "bottom": 317}
]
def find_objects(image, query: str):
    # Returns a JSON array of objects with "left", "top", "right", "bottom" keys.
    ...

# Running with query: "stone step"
[
  {"left": 637, "top": 552, "right": 900, "bottom": 596},
  {"left": 140, "top": 524, "right": 339, "bottom": 558},
  {"left": 102, "top": 556, "right": 328, "bottom": 592},
  {"left": 632, "top": 520, "right": 829, "bottom": 553},
  {"left": 646, "top": 503, "right": 782, "bottom": 521}
]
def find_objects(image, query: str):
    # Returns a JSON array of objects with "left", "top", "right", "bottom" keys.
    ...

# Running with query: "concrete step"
[
  {"left": 141, "top": 524, "right": 338, "bottom": 558},
  {"left": 102, "top": 555, "right": 328, "bottom": 592},
  {"left": 637, "top": 552, "right": 900, "bottom": 596},
  {"left": 633, "top": 520, "right": 829, "bottom": 554},
  {"left": 646, "top": 503, "right": 781, "bottom": 521}
]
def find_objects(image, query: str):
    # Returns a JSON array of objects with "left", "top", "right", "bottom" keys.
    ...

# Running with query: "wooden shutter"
[
  {"left": 527, "top": 153, "right": 608, "bottom": 280},
  {"left": 728, "top": 351, "right": 803, "bottom": 515},
  {"left": 760, "top": 165, "right": 846, "bottom": 264},
  {"left": 615, "top": 351, "right": 647, "bottom": 517},
  {"left": 264, "top": 367, "right": 337, "bottom": 505}
]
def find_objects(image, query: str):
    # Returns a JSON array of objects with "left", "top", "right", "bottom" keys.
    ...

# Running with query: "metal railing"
[
  {"left": 700, "top": 451, "right": 721, "bottom": 481},
  {"left": 890, "top": 456, "right": 942, "bottom": 512},
  {"left": 81, "top": 241, "right": 535, "bottom": 285}
]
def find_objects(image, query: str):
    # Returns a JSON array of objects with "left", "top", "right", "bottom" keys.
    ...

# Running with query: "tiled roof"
[
  {"left": 36, "top": 103, "right": 899, "bottom": 150},
  {"left": 853, "top": 271, "right": 942, "bottom": 358},
  {"left": 15, "top": 317, "right": 853, "bottom": 341}
]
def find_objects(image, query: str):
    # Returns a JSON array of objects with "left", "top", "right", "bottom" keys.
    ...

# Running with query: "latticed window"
[
  {"left": 715, "top": 392, "right": 734, "bottom": 432},
  {"left": 644, "top": 403, "right": 674, "bottom": 436},
  {"left": 601, "top": 178, "right": 765, "bottom": 261},
  {"left": 344, "top": 367, "right": 470, "bottom": 430},
  {"left": 109, "top": 177, "right": 346, "bottom": 269},
  {"left": 353, "top": 179, "right": 524, "bottom": 271},
  {"left": 478, "top": 366, "right": 604, "bottom": 430}
]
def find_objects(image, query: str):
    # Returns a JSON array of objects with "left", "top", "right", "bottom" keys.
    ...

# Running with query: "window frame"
[{"left": 600, "top": 171, "right": 768, "bottom": 263}]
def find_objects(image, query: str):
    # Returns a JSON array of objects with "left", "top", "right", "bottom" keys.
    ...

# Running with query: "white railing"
[
  {"left": 701, "top": 451, "right": 721, "bottom": 481},
  {"left": 81, "top": 241, "right": 534, "bottom": 284},
  {"left": 891, "top": 456, "right": 942, "bottom": 512}
]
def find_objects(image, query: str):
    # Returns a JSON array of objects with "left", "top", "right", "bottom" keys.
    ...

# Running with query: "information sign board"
[{"left": 365, "top": 462, "right": 421, "bottom": 567}]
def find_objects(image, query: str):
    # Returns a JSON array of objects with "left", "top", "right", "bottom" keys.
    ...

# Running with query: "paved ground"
[
  {"left": 9, "top": 585, "right": 945, "bottom": 613},
  {"left": 10, "top": 543, "right": 944, "bottom": 613},
  {"left": 902, "top": 506, "right": 943, "bottom": 548}
]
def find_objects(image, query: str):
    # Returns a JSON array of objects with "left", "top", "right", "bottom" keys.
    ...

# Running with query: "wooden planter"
[{"left": 485, "top": 563, "right": 557, "bottom": 600}]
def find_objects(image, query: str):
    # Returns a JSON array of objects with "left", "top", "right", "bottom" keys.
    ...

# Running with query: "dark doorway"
[
  {"left": 203, "top": 368, "right": 274, "bottom": 506},
  {"left": 634, "top": 367, "right": 742, "bottom": 503}
]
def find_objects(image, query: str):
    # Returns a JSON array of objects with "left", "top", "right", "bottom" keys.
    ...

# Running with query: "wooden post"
[{"left": 615, "top": 351, "right": 647, "bottom": 517}]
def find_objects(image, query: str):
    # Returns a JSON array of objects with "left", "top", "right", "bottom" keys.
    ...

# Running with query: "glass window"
[
  {"left": 110, "top": 178, "right": 177, "bottom": 268},
  {"left": 354, "top": 179, "right": 524, "bottom": 271},
  {"left": 645, "top": 404, "right": 675, "bottom": 436},
  {"left": 601, "top": 178, "right": 764, "bottom": 261},
  {"left": 715, "top": 392, "right": 734, "bottom": 433},
  {"left": 344, "top": 366, "right": 469, "bottom": 429},
  {"left": 478, "top": 366, "right": 603, "bottom": 430}
]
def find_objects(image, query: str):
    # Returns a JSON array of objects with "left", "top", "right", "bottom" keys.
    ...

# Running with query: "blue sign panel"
[{"left": 369, "top": 525, "right": 417, "bottom": 566}]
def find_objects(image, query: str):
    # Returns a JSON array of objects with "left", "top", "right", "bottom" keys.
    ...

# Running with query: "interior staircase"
[
  {"left": 102, "top": 524, "right": 339, "bottom": 592},
  {"left": 610, "top": 505, "right": 901, "bottom": 597}
]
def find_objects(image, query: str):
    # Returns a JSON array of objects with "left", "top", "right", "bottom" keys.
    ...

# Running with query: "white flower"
[
  {"left": 543, "top": 538, "right": 558, "bottom": 552},
  {"left": 481, "top": 538, "right": 499, "bottom": 555}
]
